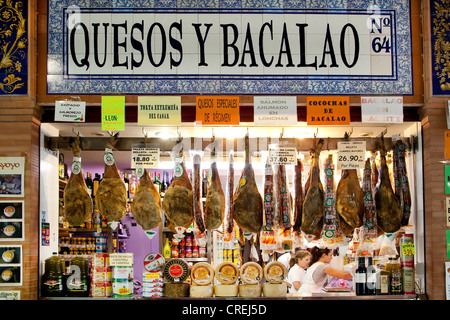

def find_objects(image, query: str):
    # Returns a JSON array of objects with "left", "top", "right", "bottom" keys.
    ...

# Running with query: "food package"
[{"left": 379, "top": 233, "right": 399, "bottom": 257}]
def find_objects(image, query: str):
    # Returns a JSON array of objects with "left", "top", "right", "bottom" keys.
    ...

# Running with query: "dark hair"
[
  {"left": 289, "top": 250, "right": 312, "bottom": 268},
  {"left": 310, "top": 246, "right": 331, "bottom": 265}
]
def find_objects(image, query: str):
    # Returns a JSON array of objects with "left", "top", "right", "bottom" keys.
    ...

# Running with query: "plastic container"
[
  {"left": 41, "top": 253, "right": 65, "bottom": 297},
  {"left": 66, "top": 256, "right": 90, "bottom": 297}
]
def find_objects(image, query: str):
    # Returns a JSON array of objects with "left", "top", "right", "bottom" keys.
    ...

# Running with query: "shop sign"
[
  {"left": 254, "top": 97, "right": 297, "bottom": 126},
  {"left": 0, "top": 157, "right": 24, "bottom": 198},
  {"left": 54, "top": 101, "right": 86, "bottom": 122},
  {"left": 101, "top": 96, "right": 125, "bottom": 131},
  {"left": 137, "top": 96, "right": 181, "bottom": 125},
  {"left": 196, "top": 96, "right": 239, "bottom": 125},
  {"left": 445, "top": 130, "right": 450, "bottom": 159},
  {"left": 110, "top": 253, "right": 133, "bottom": 267},
  {"left": 131, "top": 147, "right": 159, "bottom": 169},
  {"left": 47, "top": 1, "right": 413, "bottom": 95},
  {"left": 306, "top": 96, "right": 350, "bottom": 125},
  {"left": 446, "top": 166, "right": 450, "bottom": 195},
  {"left": 337, "top": 141, "right": 366, "bottom": 170},
  {"left": 361, "top": 96, "right": 403, "bottom": 123}
]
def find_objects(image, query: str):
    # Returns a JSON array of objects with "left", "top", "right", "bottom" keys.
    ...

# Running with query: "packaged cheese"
[
  {"left": 264, "top": 261, "right": 287, "bottom": 284},
  {"left": 163, "top": 258, "right": 190, "bottom": 283},
  {"left": 215, "top": 262, "right": 240, "bottom": 285},
  {"left": 240, "top": 262, "right": 263, "bottom": 285},
  {"left": 191, "top": 262, "right": 214, "bottom": 285}
]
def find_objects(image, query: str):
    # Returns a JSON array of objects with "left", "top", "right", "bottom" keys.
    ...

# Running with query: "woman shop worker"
[
  {"left": 298, "top": 247, "right": 352, "bottom": 294},
  {"left": 286, "top": 250, "right": 312, "bottom": 293}
]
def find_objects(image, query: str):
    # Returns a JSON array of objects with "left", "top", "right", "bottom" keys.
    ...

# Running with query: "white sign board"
[
  {"left": 109, "top": 253, "right": 134, "bottom": 267},
  {"left": 131, "top": 148, "right": 160, "bottom": 168},
  {"left": 54, "top": 101, "right": 86, "bottom": 122},
  {"left": 337, "top": 141, "right": 366, "bottom": 170},
  {"left": 268, "top": 147, "right": 297, "bottom": 165},
  {"left": 0, "top": 157, "right": 25, "bottom": 197},
  {"left": 361, "top": 97, "right": 403, "bottom": 123},
  {"left": 254, "top": 97, "right": 297, "bottom": 126}
]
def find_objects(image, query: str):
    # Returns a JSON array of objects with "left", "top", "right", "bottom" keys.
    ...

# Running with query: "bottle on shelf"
[
  {"left": 163, "top": 237, "right": 172, "bottom": 258},
  {"left": 59, "top": 154, "right": 65, "bottom": 179},
  {"left": 161, "top": 171, "right": 170, "bottom": 197},
  {"left": 93, "top": 173, "right": 101, "bottom": 197},
  {"left": 389, "top": 258, "right": 403, "bottom": 295},
  {"left": 123, "top": 172, "right": 129, "bottom": 199},
  {"left": 355, "top": 256, "right": 367, "bottom": 296},
  {"left": 129, "top": 172, "right": 137, "bottom": 200},
  {"left": 366, "top": 256, "right": 377, "bottom": 295},
  {"left": 378, "top": 264, "right": 390, "bottom": 295},
  {"left": 85, "top": 172, "right": 93, "bottom": 197},
  {"left": 201, "top": 170, "right": 208, "bottom": 198},
  {"left": 153, "top": 172, "right": 161, "bottom": 194}
]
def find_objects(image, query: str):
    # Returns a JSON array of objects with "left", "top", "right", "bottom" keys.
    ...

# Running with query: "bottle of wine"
[
  {"left": 201, "top": 170, "right": 208, "bottom": 198},
  {"left": 153, "top": 172, "right": 161, "bottom": 194},
  {"left": 355, "top": 256, "right": 367, "bottom": 295},
  {"left": 161, "top": 171, "right": 170, "bottom": 196},
  {"left": 85, "top": 172, "right": 93, "bottom": 197},
  {"left": 93, "top": 173, "right": 101, "bottom": 197},
  {"left": 366, "top": 256, "right": 377, "bottom": 295}
]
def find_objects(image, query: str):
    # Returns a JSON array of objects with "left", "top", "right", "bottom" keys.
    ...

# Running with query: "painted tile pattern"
[{"left": 47, "top": 0, "right": 413, "bottom": 95}]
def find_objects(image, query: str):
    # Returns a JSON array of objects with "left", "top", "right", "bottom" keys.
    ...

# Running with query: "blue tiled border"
[{"left": 47, "top": 0, "right": 413, "bottom": 95}]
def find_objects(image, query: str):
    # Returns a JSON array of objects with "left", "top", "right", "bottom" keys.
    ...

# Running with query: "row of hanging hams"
[{"left": 63, "top": 132, "right": 411, "bottom": 244}]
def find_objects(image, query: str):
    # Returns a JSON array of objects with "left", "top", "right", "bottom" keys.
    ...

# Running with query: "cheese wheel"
[
  {"left": 239, "top": 284, "right": 262, "bottom": 297},
  {"left": 214, "top": 284, "right": 238, "bottom": 297},
  {"left": 191, "top": 262, "right": 214, "bottom": 286},
  {"left": 190, "top": 285, "right": 214, "bottom": 297},
  {"left": 163, "top": 259, "right": 190, "bottom": 283},
  {"left": 165, "top": 282, "right": 190, "bottom": 297},
  {"left": 240, "top": 262, "right": 263, "bottom": 285},
  {"left": 262, "top": 283, "right": 287, "bottom": 297},
  {"left": 263, "top": 261, "right": 287, "bottom": 284},
  {"left": 215, "top": 262, "right": 239, "bottom": 284}
]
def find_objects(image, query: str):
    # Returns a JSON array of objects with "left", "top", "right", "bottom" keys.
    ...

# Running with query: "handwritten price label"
[
  {"left": 268, "top": 148, "right": 297, "bottom": 165},
  {"left": 337, "top": 141, "right": 366, "bottom": 170},
  {"left": 131, "top": 147, "right": 160, "bottom": 168},
  {"left": 401, "top": 243, "right": 415, "bottom": 256}
]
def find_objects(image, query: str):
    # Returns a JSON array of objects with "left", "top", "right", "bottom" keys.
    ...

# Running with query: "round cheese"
[
  {"left": 165, "top": 282, "right": 190, "bottom": 297},
  {"left": 163, "top": 259, "right": 190, "bottom": 283},
  {"left": 190, "top": 285, "right": 213, "bottom": 298},
  {"left": 143, "top": 253, "right": 165, "bottom": 273},
  {"left": 262, "top": 283, "right": 287, "bottom": 297},
  {"left": 239, "top": 284, "right": 262, "bottom": 297},
  {"left": 191, "top": 262, "right": 214, "bottom": 286},
  {"left": 240, "top": 262, "right": 263, "bottom": 285},
  {"left": 264, "top": 261, "right": 287, "bottom": 284},
  {"left": 214, "top": 284, "right": 238, "bottom": 297},
  {"left": 215, "top": 262, "right": 239, "bottom": 285}
]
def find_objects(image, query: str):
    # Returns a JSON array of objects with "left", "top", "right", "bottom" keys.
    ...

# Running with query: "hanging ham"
[
  {"left": 276, "top": 164, "right": 292, "bottom": 231},
  {"left": 192, "top": 154, "right": 206, "bottom": 233},
  {"left": 95, "top": 133, "right": 127, "bottom": 222},
  {"left": 292, "top": 159, "right": 303, "bottom": 232},
  {"left": 224, "top": 152, "right": 235, "bottom": 237},
  {"left": 232, "top": 134, "right": 263, "bottom": 233},
  {"left": 205, "top": 160, "right": 225, "bottom": 230},
  {"left": 375, "top": 137, "right": 402, "bottom": 233},
  {"left": 63, "top": 136, "right": 93, "bottom": 226},
  {"left": 393, "top": 140, "right": 412, "bottom": 226},
  {"left": 131, "top": 168, "right": 162, "bottom": 230},
  {"left": 162, "top": 147, "right": 194, "bottom": 232},
  {"left": 301, "top": 138, "right": 324, "bottom": 239},
  {"left": 362, "top": 158, "right": 377, "bottom": 240}
]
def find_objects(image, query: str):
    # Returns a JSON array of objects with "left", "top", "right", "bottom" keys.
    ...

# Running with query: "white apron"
[{"left": 298, "top": 262, "right": 328, "bottom": 294}]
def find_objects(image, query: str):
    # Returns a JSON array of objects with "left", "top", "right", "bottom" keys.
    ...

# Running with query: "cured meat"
[
  {"left": 131, "top": 168, "right": 162, "bottom": 230},
  {"left": 362, "top": 158, "right": 377, "bottom": 240},
  {"left": 162, "top": 150, "right": 194, "bottom": 232},
  {"left": 375, "top": 139, "right": 402, "bottom": 233},
  {"left": 224, "top": 152, "right": 235, "bottom": 236},
  {"left": 292, "top": 159, "right": 303, "bottom": 232},
  {"left": 205, "top": 155, "right": 226, "bottom": 230},
  {"left": 95, "top": 134, "right": 127, "bottom": 222},
  {"left": 192, "top": 154, "right": 206, "bottom": 233},
  {"left": 263, "top": 160, "right": 275, "bottom": 231},
  {"left": 64, "top": 137, "right": 93, "bottom": 226},
  {"left": 276, "top": 164, "right": 292, "bottom": 231},
  {"left": 393, "top": 140, "right": 412, "bottom": 226},
  {"left": 301, "top": 138, "right": 324, "bottom": 239},
  {"left": 371, "top": 153, "right": 378, "bottom": 192},
  {"left": 232, "top": 134, "right": 263, "bottom": 233}
]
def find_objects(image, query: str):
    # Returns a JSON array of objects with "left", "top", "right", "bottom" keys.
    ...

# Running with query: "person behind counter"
[
  {"left": 298, "top": 246, "right": 352, "bottom": 294},
  {"left": 286, "top": 250, "right": 312, "bottom": 293}
]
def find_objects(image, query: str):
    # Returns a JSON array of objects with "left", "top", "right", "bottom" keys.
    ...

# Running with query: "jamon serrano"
[
  {"left": 301, "top": 139, "right": 324, "bottom": 239},
  {"left": 292, "top": 159, "right": 303, "bottom": 232},
  {"left": 232, "top": 134, "right": 263, "bottom": 233},
  {"left": 192, "top": 154, "right": 206, "bottom": 233},
  {"left": 205, "top": 149, "right": 225, "bottom": 230},
  {"left": 131, "top": 168, "right": 162, "bottom": 230},
  {"left": 375, "top": 137, "right": 402, "bottom": 233},
  {"left": 95, "top": 134, "right": 127, "bottom": 222},
  {"left": 393, "top": 140, "right": 412, "bottom": 226},
  {"left": 362, "top": 158, "right": 377, "bottom": 239},
  {"left": 224, "top": 152, "right": 235, "bottom": 236},
  {"left": 162, "top": 147, "right": 194, "bottom": 232},
  {"left": 276, "top": 164, "right": 292, "bottom": 231},
  {"left": 263, "top": 160, "right": 275, "bottom": 231},
  {"left": 63, "top": 136, "right": 93, "bottom": 226}
]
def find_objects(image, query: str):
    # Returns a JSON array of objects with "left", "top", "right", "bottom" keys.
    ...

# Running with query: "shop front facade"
[{"left": 0, "top": 0, "right": 448, "bottom": 300}]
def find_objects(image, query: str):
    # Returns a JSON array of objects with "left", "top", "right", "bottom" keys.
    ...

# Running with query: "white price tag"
[
  {"left": 268, "top": 147, "right": 297, "bottom": 165},
  {"left": 337, "top": 141, "right": 366, "bottom": 170},
  {"left": 131, "top": 147, "right": 160, "bottom": 168}
]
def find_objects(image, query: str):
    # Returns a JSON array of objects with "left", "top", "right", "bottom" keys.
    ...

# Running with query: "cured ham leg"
[
  {"left": 162, "top": 147, "right": 194, "bottom": 232},
  {"left": 276, "top": 164, "right": 292, "bottom": 231},
  {"left": 301, "top": 139, "right": 324, "bottom": 239},
  {"left": 192, "top": 154, "right": 206, "bottom": 233},
  {"left": 224, "top": 152, "right": 235, "bottom": 239},
  {"left": 232, "top": 134, "right": 263, "bottom": 233},
  {"left": 205, "top": 152, "right": 226, "bottom": 230},
  {"left": 375, "top": 138, "right": 402, "bottom": 233},
  {"left": 95, "top": 133, "right": 127, "bottom": 222},
  {"left": 292, "top": 159, "right": 303, "bottom": 232},
  {"left": 64, "top": 136, "right": 93, "bottom": 226},
  {"left": 131, "top": 168, "right": 162, "bottom": 230}
]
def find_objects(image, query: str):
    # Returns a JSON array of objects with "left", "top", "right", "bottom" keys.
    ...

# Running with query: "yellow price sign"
[{"left": 401, "top": 242, "right": 415, "bottom": 256}]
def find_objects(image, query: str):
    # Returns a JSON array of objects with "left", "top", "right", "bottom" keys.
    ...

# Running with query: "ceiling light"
[
  {"left": 360, "top": 132, "right": 373, "bottom": 137},
  {"left": 92, "top": 132, "right": 105, "bottom": 136},
  {"left": 155, "top": 131, "right": 177, "bottom": 139}
]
